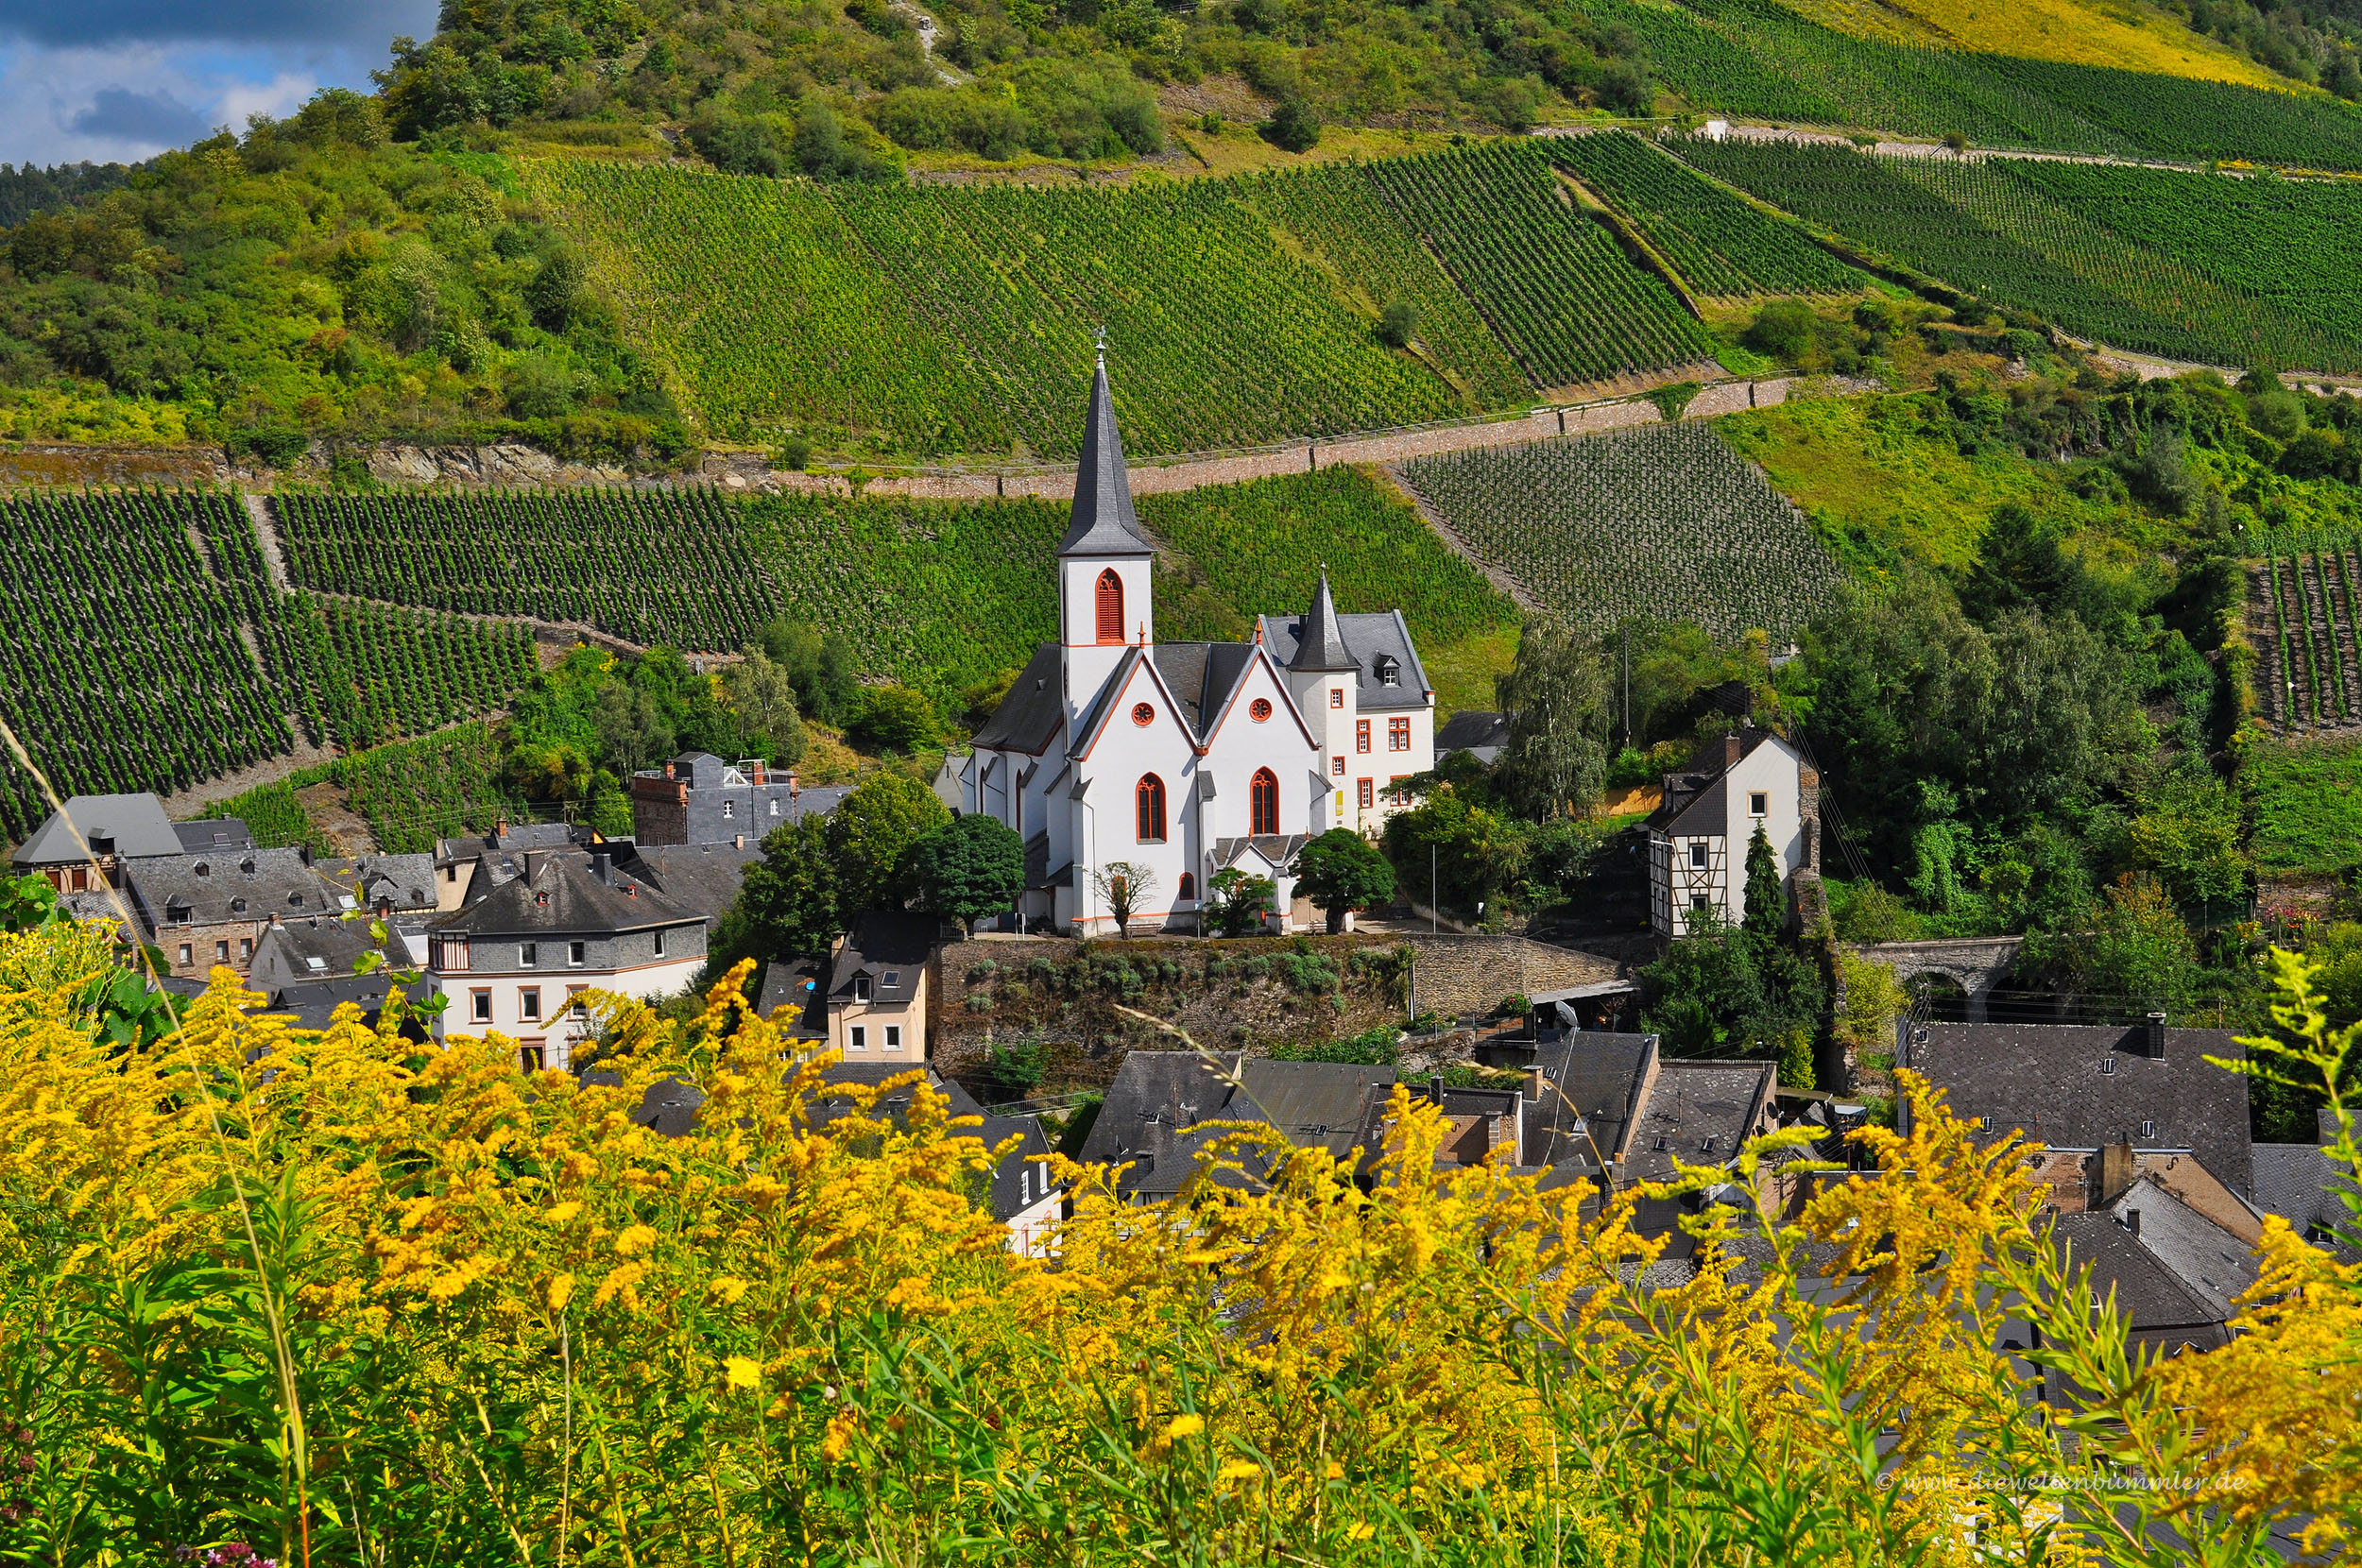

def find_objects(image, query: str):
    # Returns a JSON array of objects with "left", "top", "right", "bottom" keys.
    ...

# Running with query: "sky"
[{"left": 0, "top": 0, "right": 438, "bottom": 166}]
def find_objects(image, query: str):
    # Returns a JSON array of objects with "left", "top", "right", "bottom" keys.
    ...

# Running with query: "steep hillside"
[{"left": 1781, "top": 0, "right": 2306, "bottom": 90}]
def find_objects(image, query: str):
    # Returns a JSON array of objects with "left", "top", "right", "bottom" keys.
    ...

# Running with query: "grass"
[
  {"left": 1713, "top": 393, "right": 2171, "bottom": 573},
  {"left": 1165, "top": 122, "right": 1471, "bottom": 180},
  {"left": 2248, "top": 734, "right": 2362, "bottom": 878},
  {"left": 1787, "top": 0, "right": 2296, "bottom": 91}
]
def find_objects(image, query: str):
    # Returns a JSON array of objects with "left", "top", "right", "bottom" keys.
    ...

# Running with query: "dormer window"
[
  {"left": 853, "top": 974, "right": 874, "bottom": 1003},
  {"left": 2139, "top": 1119, "right": 2156, "bottom": 1139},
  {"left": 882, "top": 970, "right": 900, "bottom": 988},
  {"left": 287, "top": 892, "right": 304, "bottom": 907},
  {"left": 195, "top": 862, "right": 210, "bottom": 878},
  {"left": 1375, "top": 655, "right": 1400, "bottom": 687},
  {"left": 231, "top": 897, "right": 248, "bottom": 913}
]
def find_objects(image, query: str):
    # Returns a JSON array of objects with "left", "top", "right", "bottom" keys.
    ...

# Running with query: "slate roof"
[
  {"left": 1435, "top": 709, "right": 1510, "bottom": 762},
  {"left": 1257, "top": 608, "right": 1431, "bottom": 711},
  {"left": 757, "top": 959, "right": 829, "bottom": 1039},
  {"left": 1649, "top": 727, "right": 1789, "bottom": 838},
  {"left": 827, "top": 912, "right": 940, "bottom": 1006},
  {"left": 1624, "top": 1059, "right": 1776, "bottom": 1185},
  {"left": 2252, "top": 1142, "right": 2361, "bottom": 1258},
  {"left": 1526, "top": 1032, "right": 1658, "bottom": 1170},
  {"left": 16, "top": 793, "right": 181, "bottom": 864},
  {"left": 2053, "top": 1212, "right": 2224, "bottom": 1335},
  {"left": 2100, "top": 1174, "right": 2260, "bottom": 1321},
  {"left": 1079, "top": 1050, "right": 1260, "bottom": 1199},
  {"left": 430, "top": 850, "right": 699, "bottom": 937},
  {"left": 128, "top": 848, "right": 326, "bottom": 928},
  {"left": 174, "top": 818, "right": 254, "bottom": 854},
  {"left": 264, "top": 975, "right": 398, "bottom": 1031},
  {"left": 1057, "top": 357, "right": 1157, "bottom": 558},
  {"left": 255, "top": 916, "right": 385, "bottom": 980},
  {"left": 623, "top": 843, "right": 762, "bottom": 926},
  {"left": 1287, "top": 571, "right": 1358, "bottom": 673},
  {"left": 314, "top": 853, "right": 437, "bottom": 912},
  {"left": 1151, "top": 641, "right": 1259, "bottom": 740},
  {"left": 1213, "top": 833, "right": 1308, "bottom": 873},
  {"left": 433, "top": 820, "right": 584, "bottom": 865},
  {"left": 1237, "top": 1059, "right": 1399, "bottom": 1163},
  {"left": 1903, "top": 1022, "right": 2253, "bottom": 1196},
  {"left": 974, "top": 643, "right": 1066, "bottom": 754}
]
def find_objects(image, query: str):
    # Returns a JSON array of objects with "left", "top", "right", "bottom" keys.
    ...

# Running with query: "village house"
[
  {"left": 1646, "top": 725, "right": 1820, "bottom": 939},
  {"left": 964, "top": 356, "right": 1435, "bottom": 935},
  {"left": 430, "top": 820, "right": 596, "bottom": 912},
  {"left": 628, "top": 750, "right": 848, "bottom": 846},
  {"left": 775, "top": 911, "right": 940, "bottom": 1064},
  {"left": 424, "top": 845, "right": 707, "bottom": 1071},
  {"left": 123, "top": 846, "right": 332, "bottom": 981}
]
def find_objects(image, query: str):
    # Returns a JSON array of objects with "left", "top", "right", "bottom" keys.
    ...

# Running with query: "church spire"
[
  {"left": 1056, "top": 349, "right": 1155, "bottom": 558},
  {"left": 1291, "top": 567, "right": 1357, "bottom": 672}
]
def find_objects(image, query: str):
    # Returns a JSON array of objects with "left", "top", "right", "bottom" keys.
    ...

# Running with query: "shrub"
[
  {"left": 1263, "top": 97, "right": 1320, "bottom": 152},
  {"left": 1377, "top": 298, "right": 1418, "bottom": 349}
]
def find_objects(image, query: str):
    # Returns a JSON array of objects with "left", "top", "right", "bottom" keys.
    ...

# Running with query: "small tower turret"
[{"left": 1057, "top": 349, "right": 1156, "bottom": 723}]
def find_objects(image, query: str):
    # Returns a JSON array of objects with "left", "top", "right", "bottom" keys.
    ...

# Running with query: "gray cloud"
[
  {"left": 67, "top": 85, "right": 214, "bottom": 145},
  {"left": 0, "top": 0, "right": 436, "bottom": 51}
]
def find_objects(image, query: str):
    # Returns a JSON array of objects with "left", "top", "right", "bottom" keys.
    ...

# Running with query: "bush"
[
  {"left": 1263, "top": 97, "right": 1321, "bottom": 153},
  {"left": 774, "top": 434, "right": 813, "bottom": 471},
  {"left": 1377, "top": 298, "right": 1417, "bottom": 349},
  {"left": 1743, "top": 299, "right": 1818, "bottom": 363},
  {"left": 688, "top": 111, "right": 786, "bottom": 177}
]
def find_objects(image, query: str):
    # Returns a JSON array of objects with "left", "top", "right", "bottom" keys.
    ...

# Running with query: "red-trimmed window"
[
  {"left": 1132, "top": 702, "right": 1155, "bottom": 726},
  {"left": 1250, "top": 768, "right": 1279, "bottom": 835},
  {"left": 1095, "top": 569, "right": 1124, "bottom": 644},
  {"left": 1331, "top": 756, "right": 1344, "bottom": 776},
  {"left": 1249, "top": 697, "right": 1272, "bottom": 723},
  {"left": 1389, "top": 717, "right": 1411, "bottom": 751},
  {"left": 1358, "top": 778, "right": 1374, "bottom": 810},
  {"left": 1329, "top": 689, "right": 1344, "bottom": 708},
  {"left": 1356, "top": 719, "right": 1371, "bottom": 754},
  {"left": 1178, "top": 872, "right": 1196, "bottom": 901},
  {"left": 1137, "top": 775, "right": 1167, "bottom": 843}
]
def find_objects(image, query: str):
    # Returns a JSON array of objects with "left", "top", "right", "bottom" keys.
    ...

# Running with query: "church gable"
[
  {"left": 1200, "top": 646, "right": 1320, "bottom": 757},
  {"left": 1069, "top": 648, "right": 1200, "bottom": 766}
]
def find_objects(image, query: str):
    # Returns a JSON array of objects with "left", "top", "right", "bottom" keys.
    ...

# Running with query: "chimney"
[
  {"left": 663, "top": 761, "right": 676, "bottom": 781},
  {"left": 1147, "top": 1114, "right": 1173, "bottom": 1168},
  {"left": 2145, "top": 1012, "right": 2166, "bottom": 1059},
  {"left": 2124, "top": 1208, "right": 2141, "bottom": 1239},
  {"left": 786, "top": 770, "right": 800, "bottom": 800},
  {"left": 750, "top": 760, "right": 766, "bottom": 787},
  {"left": 522, "top": 851, "right": 539, "bottom": 884},
  {"left": 1723, "top": 731, "right": 1741, "bottom": 767},
  {"left": 268, "top": 912, "right": 282, "bottom": 929},
  {"left": 1429, "top": 1074, "right": 1446, "bottom": 1106},
  {"left": 2091, "top": 1139, "right": 2135, "bottom": 1210},
  {"left": 734, "top": 833, "right": 745, "bottom": 850},
  {"left": 590, "top": 846, "right": 612, "bottom": 882},
  {"left": 495, "top": 818, "right": 509, "bottom": 839}
]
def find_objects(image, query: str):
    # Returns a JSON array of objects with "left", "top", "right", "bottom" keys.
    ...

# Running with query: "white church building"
[{"left": 963, "top": 359, "right": 1436, "bottom": 935}]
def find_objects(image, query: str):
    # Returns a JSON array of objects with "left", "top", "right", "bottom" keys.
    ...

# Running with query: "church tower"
[{"left": 1057, "top": 352, "right": 1156, "bottom": 724}]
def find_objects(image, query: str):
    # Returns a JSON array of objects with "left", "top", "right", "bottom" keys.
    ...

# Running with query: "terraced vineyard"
[
  {"left": 1238, "top": 165, "right": 1531, "bottom": 409},
  {"left": 1364, "top": 144, "right": 1716, "bottom": 389},
  {"left": 271, "top": 487, "right": 781, "bottom": 652},
  {"left": 326, "top": 723, "right": 524, "bottom": 855},
  {"left": 1590, "top": 0, "right": 2362, "bottom": 168},
  {"left": 1396, "top": 422, "right": 1845, "bottom": 640},
  {"left": 1669, "top": 139, "right": 2359, "bottom": 372},
  {"left": 1542, "top": 131, "right": 1867, "bottom": 299},
  {"left": 2252, "top": 544, "right": 2362, "bottom": 733},
  {"left": 836, "top": 180, "right": 1460, "bottom": 456}
]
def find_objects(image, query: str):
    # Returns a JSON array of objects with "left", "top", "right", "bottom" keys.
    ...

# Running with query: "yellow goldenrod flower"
[
  {"left": 724, "top": 1356, "right": 761, "bottom": 1390},
  {"left": 1163, "top": 1413, "right": 1204, "bottom": 1442}
]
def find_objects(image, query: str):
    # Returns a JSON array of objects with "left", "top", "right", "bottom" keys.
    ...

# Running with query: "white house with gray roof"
[
  {"left": 963, "top": 358, "right": 1435, "bottom": 935},
  {"left": 1646, "top": 725, "right": 1819, "bottom": 939}
]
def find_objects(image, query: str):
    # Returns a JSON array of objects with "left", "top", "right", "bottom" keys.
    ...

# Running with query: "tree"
[
  {"left": 1959, "top": 503, "right": 2077, "bottom": 624},
  {"left": 848, "top": 686, "right": 939, "bottom": 754},
  {"left": 1380, "top": 786, "right": 1523, "bottom": 918},
  {"left": 1206, "top": 867, "right": 1275, "bottom": 937},
  {"left": 728, "top": 647, "right": 809, "bottom": 767},
  {"left": 590, "top": 681, "right": 674, "bottom": 775},
  {"left": 1293, "top": 828, "right": 1396, "bottom": 933},
  {"left": 735, "top": 815, "right": 841, "bottom": 963},
  {"left": 1496, "top": 618, "right": 1614, "bottom": 821},
  {"left": 1376, "top": 299, "right": 1417, "bottom": 349},
  {"left": 761, "top": 617, "right": 859, "bottom": 724},
  {"left": 1741, "top": 822, "right": 1785, "bottom": 940},
  {"left": 830, "top": 773, "right": 951, "bottom": 915},
  {"left": 1263, "top": 97, "right": 1320, "bottom": 151},
  {"left": 2125, "top": 772, "right": 2250, "bottom": 912},
  {"left": 1743, "top": 299, "right": 1817, "bottom": 363},
  {"left": 1089, "top": 860, "right": 1157, "bottom": 938},
  {"left": 1640, "top": 905, "right": 1825, "bottom": 1059},
  {"left": 908, "top": 813, "right": 1025, "bottom": 937}
]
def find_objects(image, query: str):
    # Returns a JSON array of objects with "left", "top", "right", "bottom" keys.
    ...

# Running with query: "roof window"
[
  {"left": 2100, "top": 1057, "right": 2116, "bottom": 1076},
  {"left": 1376, "top": 655, "right": 1400, "bottom": 686},
  {"left": 882, "top": 970, "right": 901, "bottom": 987},
  {"left": 287, "top": 892, "right": 304, "bottom": 907},
  {"left": 195, "top": 862, "right": 210, "bottom": 878},
  {"left": 231, "top": 897, "right": 248, "bottom": 913}
]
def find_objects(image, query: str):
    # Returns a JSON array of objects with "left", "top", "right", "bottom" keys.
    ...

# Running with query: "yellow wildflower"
[
  {"left": 1163, "top": 1413, "right": 1204, "bottom": 1442},
  {"left": 821, "top": 1408, "right": 858, "bottom": 1462},
  {"left": 612, "top": 1223, "right": 657, "bottom": 1255},
  {"left": 724, "top": 1356, "right": 762, "bottom": 1390},
  {"left": 546, "top": 1272, "right": 573, "bottom": 1311}
]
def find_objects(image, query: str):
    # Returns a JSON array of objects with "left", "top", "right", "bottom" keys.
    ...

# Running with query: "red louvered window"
[
  {"left": 1095, "top": 569, "right": 1124, "bottom": 644},
  {"left": 1250, "top": 768, "right": 1279, "bottom": 835},
  {"left": 1136, "top": 775, "right": 1167, "bottom": 843}
]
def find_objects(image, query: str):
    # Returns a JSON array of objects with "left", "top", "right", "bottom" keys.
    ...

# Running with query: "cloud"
[
  {"left": 0, "top": 0, "right": 436, "bottom": 51},
  {"left": 66, "top": 86, "right": 214, "bottom": 147}
]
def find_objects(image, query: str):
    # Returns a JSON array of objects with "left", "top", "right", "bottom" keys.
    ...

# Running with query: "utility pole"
[
  {"left": 1430, "top": 844, "right": 1438, "bottom": 934},
  {"left": 1621, "top": 622, "right": 1631, "bottom": 752}
]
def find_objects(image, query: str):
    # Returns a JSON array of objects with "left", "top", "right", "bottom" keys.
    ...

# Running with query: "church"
[{"left": 963, "top": 357, "right": 1437, "bottom": 935}]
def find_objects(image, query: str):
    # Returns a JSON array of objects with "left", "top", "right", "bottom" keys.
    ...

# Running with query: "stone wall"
[{"left": 929, "top": 930, "right": 1627, "bottom": 1093}]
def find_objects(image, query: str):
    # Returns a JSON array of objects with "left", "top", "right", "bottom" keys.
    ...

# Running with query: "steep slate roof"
[
  {"left": 2099, "top": 1174, "right": 2260, "bottom": 1321},
  {"left": 264, "top": 975, "right": 397, "bottom": 1031},
  {"left": 1526, "top": 1032, "right": 1658, "bottom": 1170},
  {"left": 128, "top": 848, "right": 326, "bottom": 927},
  {"left": 1904, "top": 1022, "right": 2253, "bottom": 1196},
  {"left": 1150, "top": 641, "right": 1260, "bottom": 741},
  {"left": 1057, "top": 357, "right": 1157, "bottom": 558},
  {"left": 1435, "top": 710, "right": 1510, "bottom": 761},
  {"left": 314, "top": 853, "right": 437, "bottom": 912},
  {"left": 1286, "top": 572, "right": 1358, "bottom": 673},
  {"left": 1213, "top": 833, "right": 1309, "bottom": 873},
  {"left": 174, "top": 818, "right": 254, "bottom": 854},
  {"left": 1257, "top": 609, "right": 1431, "bottom": 711},
  {"left": 256, "top": 916, "right": 385, "bottom": 980},
  {"left": 757, "top": 959, "right": 828, "bottom": 1039},
  {"left": 1237, "top": 1059, "right": 1399, "bottom": 1163},
  {"left": 433, "top": 820, "right": 584, "bottom": 865},
  {"left": 974, "top": 643, "right": 1066, "bottom": 754},
  {"left": 1649, "top": 726, "right": 1790, "bottom": 838},
  {"left": 2252, "top": 1142, "right": 2361, "bottom": 1258},
  {"left": 827, "top": 912, "right": 940, "bottom": 1006},
  {"left": 1079, "top": 1049, "right": 1258, "bottom": 1195},
  {"left": 2052, "top": 1212, "right": 2224, "bottom": 1336},
  {"left": 430, "top": 850, "right": 698, "bottom": 937},
  {"left": 623, "top": 843, "right": 762, "bottom": 927},
  {"left": 16, "top": 793, "right": 181, "bottom": 864},
  {"left": 1624, "top": 1060, "right": 1775, "bottom": 1185}
]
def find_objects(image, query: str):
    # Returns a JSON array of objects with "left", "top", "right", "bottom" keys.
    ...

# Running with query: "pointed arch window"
[
  {"left": 1178, "top": 872, "right": 1196, "bottom": 902},
  {"left": 1136, "top": 775, "right": 1167, "bottom": 843},
  {"left": 1095, "top": 569, "right": 1124, "bottom": 645},
  {"left": 1250, "top": 768, "right": 1279, "bottom": 836}
]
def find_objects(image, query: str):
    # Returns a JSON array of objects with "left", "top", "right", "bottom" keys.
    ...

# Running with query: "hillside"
[{"left": 1782, "top": 0, "right": 2304, "bottom": 89}]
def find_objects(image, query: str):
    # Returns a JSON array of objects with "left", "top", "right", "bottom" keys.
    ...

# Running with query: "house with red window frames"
[{"left": 962, "top": 357, "right": 1436, "bottom": 935}]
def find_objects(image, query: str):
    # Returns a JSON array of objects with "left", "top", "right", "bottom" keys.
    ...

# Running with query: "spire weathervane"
[{"left": 1093, "top": 324, "right": 1107, "bottom": 367}]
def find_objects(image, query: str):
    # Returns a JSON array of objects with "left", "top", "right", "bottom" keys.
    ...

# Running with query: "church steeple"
[
  {"left": 1056, "top": 349, "right": 1155, "bottom": 559},
  {"left": 1290, "top": 569, "right": 1358, "bottom": 672}
]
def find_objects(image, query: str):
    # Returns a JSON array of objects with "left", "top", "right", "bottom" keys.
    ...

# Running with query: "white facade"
[
  {"left": 965, "top": 360, "right": 1435, "bottom": 935},
  {"left": 429, "top": 936, "right": 704, "bottom": 1071},
  {"left": 1648, "top": 727, "right": 1817, "bottom": 939}
]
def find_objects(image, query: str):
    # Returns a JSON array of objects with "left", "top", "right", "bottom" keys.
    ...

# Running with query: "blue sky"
[{"left": 0, "top": 0, "right": 437, "bottom": 165}]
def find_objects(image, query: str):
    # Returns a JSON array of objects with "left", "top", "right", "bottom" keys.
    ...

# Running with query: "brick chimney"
[
  {"left": 495, "top": 818, "right": 510, "bottom": 839},
  {"left": 1723, "top": 731, "right": 1742, "bottom": 767}
]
